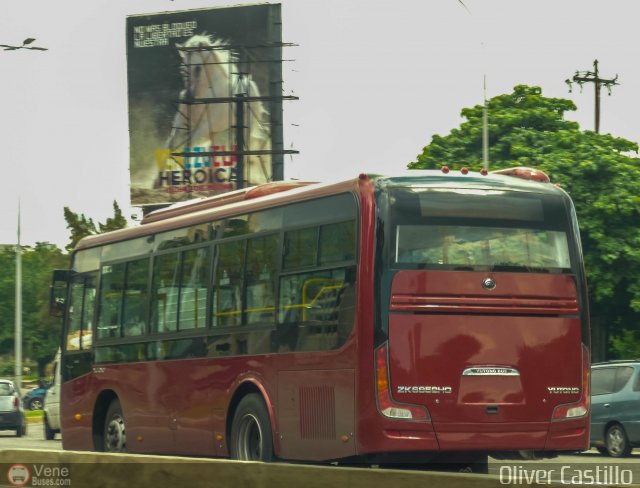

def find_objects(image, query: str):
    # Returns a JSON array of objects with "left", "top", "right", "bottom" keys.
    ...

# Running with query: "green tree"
[
  {"left": 410, "top": 85, "right": 640, "bottom": 359},
  {"left": 99, "top": 201, "right": 128, "bottom": 234},
  {"left": 64, "top": 201, "right": 127, "bottom": 251},
  {"left": 0, "top": 243, "right": 68, "bottom": 377},
  {"left": 0, "top": 247, "right": 16, "bottom": 355},
  {"left": 22, "top": 243, "right": 68, "bottom": 376}
]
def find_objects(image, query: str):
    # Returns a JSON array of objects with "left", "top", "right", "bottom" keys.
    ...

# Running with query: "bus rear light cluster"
[
  {"left": 375, "top": 343, "right": 430, "bottom": 421},
  {"left": 552, "top": 343, "right": 591, "bottom": 420}
]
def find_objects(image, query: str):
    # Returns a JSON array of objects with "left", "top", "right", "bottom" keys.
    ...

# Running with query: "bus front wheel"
[
  {"left": 229, "top": 394, "right": 274, "bottom": 462},
  {"left": 104, "top": 399, "right": 127, "bottom": 453}
]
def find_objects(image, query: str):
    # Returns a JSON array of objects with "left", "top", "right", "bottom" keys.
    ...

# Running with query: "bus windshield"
[{"left": 391, "top": 187, "right": 573, "bottom": 273}]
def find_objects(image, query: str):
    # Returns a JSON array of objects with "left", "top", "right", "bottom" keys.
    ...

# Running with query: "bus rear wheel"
[
  {"left": 230, "top": 394, "right": 274, "bottom": 462},
  {"left": 104, "top": 399, "right": 127, "bottom": 453}
]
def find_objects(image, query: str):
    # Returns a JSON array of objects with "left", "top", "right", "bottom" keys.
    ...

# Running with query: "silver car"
[
  {"left": 0, "top": 380, "right": 27, "bottom": 437},
  {"left": 590, "top": 360, "right": 640, "bottom": 457}
]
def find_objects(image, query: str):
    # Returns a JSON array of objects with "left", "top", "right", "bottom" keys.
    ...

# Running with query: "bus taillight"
[
  {"left": 552, "top": 343, "right": 590, "bottom": 420},
  {"left": 375, "top": 343, "right": 430, "bottom": 421}
]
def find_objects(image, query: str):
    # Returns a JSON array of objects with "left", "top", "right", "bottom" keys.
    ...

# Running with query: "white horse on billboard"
[{"left": 163, "top": 34, "right": 271, "bottom": 186}]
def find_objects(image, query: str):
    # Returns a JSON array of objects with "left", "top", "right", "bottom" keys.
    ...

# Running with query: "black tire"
[
  {"left": 229, "top": 394, "right": 274, "bottom": 461},
  {"left": 44, "top": 414, "right": 55, "bottom": 440},
  {"left": 596, "top": 446, "right": 608, "bottom": 456},
  {"left": 29, "top": 398, "right": 44, "bottom": 410},
  {"left": 16, "top": 422, "right": 26, "bottom": 438},
  {"left": 104, "top": 399, "right": 127, "bottom": 453},
  {"left": 605, "top": 424, "right": 632, "bottom": 458}
]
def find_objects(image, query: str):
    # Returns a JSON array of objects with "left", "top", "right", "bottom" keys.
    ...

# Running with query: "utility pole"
[
  {"left": 566, "top": 59, "right": 619, "bottom": 133},
  {"left": 482, "top": 75, "right": 489, "bottom": 171}
]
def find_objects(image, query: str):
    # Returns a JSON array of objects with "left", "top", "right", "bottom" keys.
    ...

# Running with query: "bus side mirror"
[{"left": 49, "top": 269, "right": 70, "bottom": 318}]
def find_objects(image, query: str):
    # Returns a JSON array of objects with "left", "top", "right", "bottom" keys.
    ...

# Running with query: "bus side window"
[
  {"left": 276, "top": 219, "right": 357, "bottom": 352},
  {"left": 213, "top": 240, "right": 244, "bottom": 327},
  {"left": 245, "top": 234, "right": 278, "bottom": 325},
  {"left": 151, "top": 253, "right": 181, "bottom": 333},
  {"left": 276, "top": 268, "right": 355, "bottom": 352},
  {"left": 179, "top": 247, "right": 210, "bottom": 330},
  {"left": 336, "top": 268, "right": 356, "bottom": 346},
  {"left": 123, "top": 258, "right": 150, "bottom": 337},
  {"left": 98, "top": 264, "right": 125, "bottom": 339},
  {"left": 67, "top": 280, "right": 84, "bottom": 350},
  {"left": 66, "top": 273, "right": 97, "bottom": 350}
]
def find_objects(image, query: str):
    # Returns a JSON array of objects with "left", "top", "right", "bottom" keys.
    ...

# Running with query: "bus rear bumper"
[
  {"left": 545, "top": 418, "right": 590, "bottom": 451},
  {"left": 434, "top": 421, "right": 548, "bottom": 451},
  {"left": 432, "top": 419, "right": 589, "bottom": 452}
]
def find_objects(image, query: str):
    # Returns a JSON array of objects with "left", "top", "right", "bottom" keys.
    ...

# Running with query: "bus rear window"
[
  {"left": 391, "top": 188, "right": 573, "bottom": 273},
  {"left": 396, "top": 225, "right": 570, "bottom": 271}
]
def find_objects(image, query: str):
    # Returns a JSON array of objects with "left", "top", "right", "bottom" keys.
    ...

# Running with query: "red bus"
[{"left": 50, "top": 168, "right": 590, "bottom": 470}]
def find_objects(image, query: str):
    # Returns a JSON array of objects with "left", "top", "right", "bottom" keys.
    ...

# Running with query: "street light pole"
[
  {"left": 15, "top": 201, "right": 22, "bottom": 391},
  {"left": 2, "top": 38, "right": 47, "bottom": 391}
]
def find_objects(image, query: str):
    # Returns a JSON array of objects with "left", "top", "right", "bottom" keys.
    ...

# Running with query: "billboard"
[{"left": 126, "top": 4, "right": 283, "bottom": 206}]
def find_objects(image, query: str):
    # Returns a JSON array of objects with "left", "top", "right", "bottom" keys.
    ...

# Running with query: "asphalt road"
[{"left": 0, "top": 421, "right": 62, "bottom": 451}]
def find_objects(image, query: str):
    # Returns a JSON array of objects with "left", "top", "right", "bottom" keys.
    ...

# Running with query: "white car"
[
  {"left": 0, "top": 379, "right": 27, "bottom": 437},
  {"left": 43, "top": 349, "right": 61, "bottom": 440}
]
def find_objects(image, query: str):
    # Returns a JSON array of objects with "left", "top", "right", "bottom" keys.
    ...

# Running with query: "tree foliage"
[
  {"left": 0, "top": 243, "right": 68, "bottom": 377},
  {"left": 410, "top": 85, "right": 640, "bottom": 359},
  {"left": 0, "top": 202, "right": 129, "bottom": 376},
  {"left": 64, "top": 201, "right": 127, "bottom": 251}
]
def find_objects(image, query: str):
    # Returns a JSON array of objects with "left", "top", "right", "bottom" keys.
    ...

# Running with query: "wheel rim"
[
  {"left": 607, "top": 427, "right": 625, "bottom": 456},
  {"left": 236, "top": 413, "right": 263, "bottom": 460},
  {"left": 30, "top": 399, "right": 43, "bottom": 410},
  {"left": 105, "top": 414, "right": 126, "bottom": 452}
]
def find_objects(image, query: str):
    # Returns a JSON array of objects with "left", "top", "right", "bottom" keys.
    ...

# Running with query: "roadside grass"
[{"left": 25, "top": 410, "right": 43, "bottom": 423}]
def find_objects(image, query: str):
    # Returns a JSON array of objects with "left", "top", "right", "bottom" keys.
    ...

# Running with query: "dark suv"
[{"left": 590, "top": 360, "right": 640, "bottom": 457}]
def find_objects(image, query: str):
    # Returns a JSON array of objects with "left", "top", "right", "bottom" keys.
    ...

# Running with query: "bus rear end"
[{"left": 371, "top": 171, "right": 590, "bottom": 459}]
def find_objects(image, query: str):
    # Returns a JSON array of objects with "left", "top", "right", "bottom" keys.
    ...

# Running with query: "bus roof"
[
  {"left": 75, "top": 176, "right": 364, "bottom": 251},
  {"left": 375, "top": 169, "right": 566, "bottom": 196},
  {"left": 75, "top": 168, "right": 565, "bottom": 251}
]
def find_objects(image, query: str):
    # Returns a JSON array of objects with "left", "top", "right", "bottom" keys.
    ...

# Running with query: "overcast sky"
[{"left": 1, "top": 0, "right": 638, "bottom": 249}]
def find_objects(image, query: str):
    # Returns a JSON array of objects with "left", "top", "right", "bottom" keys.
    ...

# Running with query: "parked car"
[
  {"left": 0, "top": 379, "right": 27, "bottom": 437},
  {"left": 590, "top": 360, "right": 640, "bottom": 457},
  {"left": 43, "top": 349, "right": 61, "bottom": 440},
  {"left": 22, "top": 383, "right": 49, "bottom": 410}
]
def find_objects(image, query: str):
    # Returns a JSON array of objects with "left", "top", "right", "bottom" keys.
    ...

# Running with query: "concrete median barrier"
[{"left": 1, "top": 449, "right": 504, "bottom": 488}]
